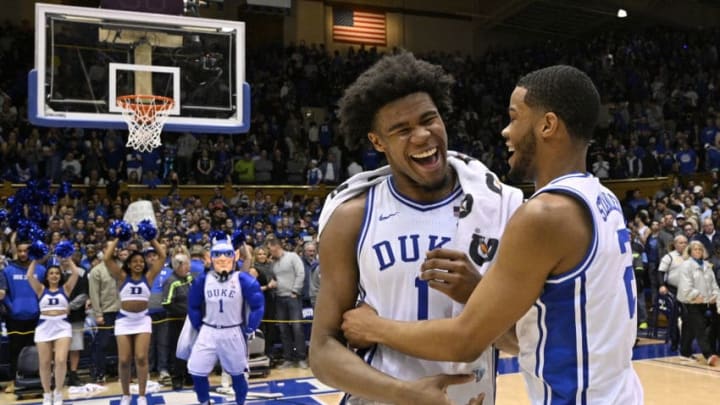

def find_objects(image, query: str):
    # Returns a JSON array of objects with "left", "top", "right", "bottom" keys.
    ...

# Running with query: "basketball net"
[{"left": 117, "top": 95, "right": 174, "bottom": 152}]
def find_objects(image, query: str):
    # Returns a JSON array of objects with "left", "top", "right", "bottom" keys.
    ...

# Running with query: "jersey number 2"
[{"left": 617, "top": 229, "right": 636, "bottom": 319}]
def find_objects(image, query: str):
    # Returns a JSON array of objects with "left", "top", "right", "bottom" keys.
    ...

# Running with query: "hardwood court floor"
[{"left": 2, "top": 340, "right": 719, "bottom": 404}]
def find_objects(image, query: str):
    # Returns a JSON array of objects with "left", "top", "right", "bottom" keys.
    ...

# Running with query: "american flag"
[{"left": 333, "top": 8, "right": 386, "bottom": 46}]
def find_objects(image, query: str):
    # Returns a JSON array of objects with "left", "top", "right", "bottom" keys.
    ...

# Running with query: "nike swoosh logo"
[{"left": 378, "top": 212, "right": 399, "bottom": 221}]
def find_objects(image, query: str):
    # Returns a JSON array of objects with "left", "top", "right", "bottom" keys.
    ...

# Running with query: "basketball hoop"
[{"left": 117, "top": 95, "right": 174, "bottom": 152}]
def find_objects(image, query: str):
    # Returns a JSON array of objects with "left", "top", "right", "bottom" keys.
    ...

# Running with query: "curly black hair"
[
  {"left": 337, "top": 51, "right": 454, "bottom": 142},
  {"left": 516, "top": 65, "right": 600, "bottom": 142}
]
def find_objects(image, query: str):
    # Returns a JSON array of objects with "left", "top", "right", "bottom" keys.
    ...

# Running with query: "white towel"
[
  {"left": 67, "top": 383, "right": 109, "bottom": 399},
  {"left": 130, "top": 380, "right": 161, "bottom": 394},
  {"left": 176, "top": 315, "right": 198, "bottom": 361},
  {"left": 319, "top": 151, "right": 523, "bottom": 273}
]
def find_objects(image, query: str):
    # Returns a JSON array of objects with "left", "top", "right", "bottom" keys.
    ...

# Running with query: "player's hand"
[
  {"left": 341, "top": 302, "right": 379, "bottom": 349},
  {"left": 394, "top": 374, "right": 476, "bottom": 405},
  {"left": 420, "top": 248, "right": 481, "bottom": 303},
  {"left": 95, "top": 315, "right": 104, "bottom": 325},
  {"left": 659, "top": 285, "right": 668, "bottom": 295}
]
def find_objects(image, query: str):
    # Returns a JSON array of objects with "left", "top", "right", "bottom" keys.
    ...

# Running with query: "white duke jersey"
[
  {"left": 203, "top": 271, "right": 245, "bottom": 327},
  {"left": 516, "top": 173, "right": 643, "bottom": 405},
  {"left": 39, "top": 289, "right": 69, "bottom": 312},
  {"left": 355, "top": 178, "right": 496, "bottom": 405},
  {"left": 119, "top": 276, "right": 151, "bottom": 302}
]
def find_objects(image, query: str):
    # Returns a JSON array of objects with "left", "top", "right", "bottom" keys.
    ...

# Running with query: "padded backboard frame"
[{"left": 29, "top": 3, "right": 250, "bottom": 134}]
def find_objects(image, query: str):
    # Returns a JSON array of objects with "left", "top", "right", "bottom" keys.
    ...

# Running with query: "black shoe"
[
  {"left": 95, "top": 375, "right": 106, "bottom": 384},
  {"left": 172, "top": 381, "right": 183, "bottom": 391},
  {"left": 67, "top": 371, "right": 81, "bottom": 386}
]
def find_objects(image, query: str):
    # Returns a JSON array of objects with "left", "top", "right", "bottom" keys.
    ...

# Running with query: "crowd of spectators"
[
  {"left": 1, "top": 21, "right": 720, "bottom": 188},
  {"left": 621, "top": 179, "right": 720, "bottom": 362}
]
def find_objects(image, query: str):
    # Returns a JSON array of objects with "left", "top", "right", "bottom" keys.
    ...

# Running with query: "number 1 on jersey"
[
  {"left": 415, "top": 277, "right": 429, "bottom": 320},
  {"left": 219, "top": 299, "right": 224, "bottom": 313}
]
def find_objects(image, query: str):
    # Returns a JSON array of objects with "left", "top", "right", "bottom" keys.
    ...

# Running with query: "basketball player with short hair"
[
  {"left": 342, "top": 65, "right": 644, "bottom": 404},
  {"left": 187, "top": 234, "right": 264, "bottom": 405},
  {"left": 310, "top": 52, "right": 522, "bottom": 405}
]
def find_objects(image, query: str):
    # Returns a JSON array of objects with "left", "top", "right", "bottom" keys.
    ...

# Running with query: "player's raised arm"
[
  {"left": 144, "top": 238, "right": 166, "bottom": 286},
  {"left": 103, "top": 237, "right": 125, "bottom": 281},
  {"left": 62, "top": 257, "right": 80, "bottom": 297},
  {"left": 26, "top": 259, "right": 44, "bottom": 297}
]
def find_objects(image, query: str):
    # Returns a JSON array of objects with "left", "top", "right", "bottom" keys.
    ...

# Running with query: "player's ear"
[
  {"left": 368, "top": 132, "right": 385, "bottom": 153},
  {"left": 538, "top": 111, "right": 559, "bottom": 139}
]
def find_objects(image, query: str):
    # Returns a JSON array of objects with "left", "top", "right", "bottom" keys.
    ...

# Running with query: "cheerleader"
[
  {"left": 104, "top": 225, "right": 166, "bottom": 405},
  {"left": 28, "top": 256, "right": 79, "bottom": 405}
]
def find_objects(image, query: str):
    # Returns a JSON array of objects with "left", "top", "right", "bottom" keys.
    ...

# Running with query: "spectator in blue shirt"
[
  {"left": 675, "top": 141, "right": 698, "bottom": 175},
  {"left": 2, "top": 240, "right": 46, "bottom": 392}
]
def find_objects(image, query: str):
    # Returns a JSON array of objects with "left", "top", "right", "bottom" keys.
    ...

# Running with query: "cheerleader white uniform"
[
  {"left": 35, "top": 289, "right": 72, "bottom": 343},
  {"left": 115, "top": 275, "right": 152, "bottom": 336}
]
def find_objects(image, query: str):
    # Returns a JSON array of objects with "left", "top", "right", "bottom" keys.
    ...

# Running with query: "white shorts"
[
  {"left": 187, "top": 324, "right": 248, "bottom": 376},
  {"left": 35, "top": 315, "right": 72, "bottom": 343},
  {"left": 115, "top": 310, "right": 151, "bottom": 336},
  {"left": 70, "top": 321, "right": 84, "bottom": 351}
]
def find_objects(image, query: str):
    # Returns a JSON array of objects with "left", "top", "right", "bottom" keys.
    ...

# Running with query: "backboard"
[{"left": 29, "top": 3, "right": 250, "bottom": 134}]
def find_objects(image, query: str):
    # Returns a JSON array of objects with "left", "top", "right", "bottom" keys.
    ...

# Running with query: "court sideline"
[{"left": 3, "top": 339, "right": 719, "bottom": 404}]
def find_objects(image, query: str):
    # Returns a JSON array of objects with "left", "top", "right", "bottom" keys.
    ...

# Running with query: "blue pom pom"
[
  {"left": 28, "top": 240, "right": 49, "bottom": 261},
  {"left": 137, "top": 219, "right": 158, "bottom": 241},
  {"left": 55, "top": 240, "right": 75, "bottom": 258},
  {"left": 232, "top": 230, "right": 246, "bottom": 249},
  {"left": 16, "top": 228, "right": 29, "bottom": 243},
  {"left": 15, "top": 188, "right": 31, "bottom": 205},
  {"left": 29, "top": 225, "right": 46, "bottom": 243},
  {"left": 17, "top": 220, "right": 45, "bottom": 243},
  {"left": 0, "top": 209, "right": 6, "bottom": 222},
  {"left": 209, "top": 230, "right": 227, "bottom": 243},
  {"left": 108, "top": 220, "right": 133, "bottom": 242},
  {"left": 7, "top": 196, "right": 15, "bottom": 206},
  {"left": 28, "top": 210, "right": 48, "bottom": 226}
]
